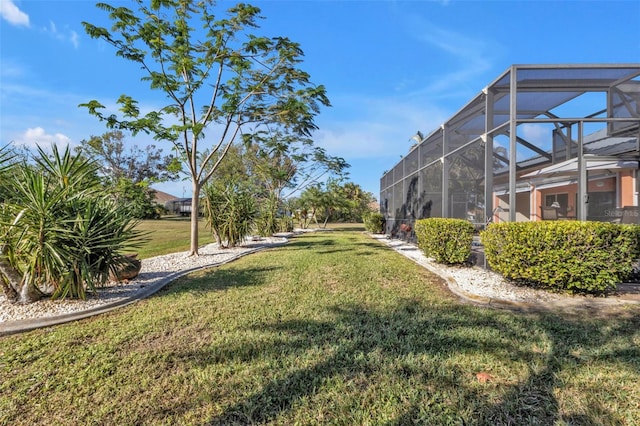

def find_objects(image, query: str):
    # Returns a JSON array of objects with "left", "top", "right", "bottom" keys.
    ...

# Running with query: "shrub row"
[
  {"left": 481, "top": 221, "right": 640, "bottom": 293},
  {"left": 414, "top": 218, "right": 474, "bottom": 265}
]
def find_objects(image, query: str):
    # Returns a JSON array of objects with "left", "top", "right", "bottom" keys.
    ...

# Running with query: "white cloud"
[
  {"left": 0, "top": 60, "right": 26, "bottom": 79},
  {"left": 42, "top": 20, "right": 79, "bottom": 48},
  {"left": 70, "top": 30, "right": 79, "bottom": 49},
  {"left": 421, "top": 32, "right": 490, "bottom": 92},
  {"left": 400, "top": 17, "right": 500, "bottom": 101},
  {"left": 315, "top": 95, "right": 448, "bottom": 160},
  {"left": 0, "top": 0, "right": 29, "bottom": 27},
  {"left": 14, "top": 127, "right": 73, "bottom": 149}
]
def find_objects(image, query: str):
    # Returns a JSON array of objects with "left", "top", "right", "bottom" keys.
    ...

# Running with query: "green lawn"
[
  {"left": 134, "top": 217, "right": 215, "bottom": 258},
  {"left": 1, "top": 230, "right": 639, "bottom": 425}
]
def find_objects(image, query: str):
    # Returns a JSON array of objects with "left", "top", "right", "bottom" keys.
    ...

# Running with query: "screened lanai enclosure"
[{"left": 380, "top": 64, "right": 640, "bottom": 238}]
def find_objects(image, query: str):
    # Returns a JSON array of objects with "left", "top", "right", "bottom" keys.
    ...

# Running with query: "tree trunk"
[
  {"left": 0, "top": 246, "right": 41, "bottom": 304},
  {"left": 322, "top": 210, "right": 331, "bottom": 229},
  {"left": 189, "top": 180, "right": 201, "bottom": 256},
  {"left": 0, "top": 274, "right": 18, "bottom": 303}
]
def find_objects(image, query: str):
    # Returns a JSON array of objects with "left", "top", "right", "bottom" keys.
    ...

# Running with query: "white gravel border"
[{"left": 372, "top": 235, "right": 560, "bottom": 303}]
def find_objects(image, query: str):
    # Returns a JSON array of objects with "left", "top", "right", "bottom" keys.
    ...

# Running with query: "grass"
[
  {"left": 134, "top": 217, "right": 363, "bottom": 259},
  {"left": 1, "top": 230, "right": 640, "bottom": 425},
  {"left": 134, "top": 216, "right": 215, "bottom": 258}
]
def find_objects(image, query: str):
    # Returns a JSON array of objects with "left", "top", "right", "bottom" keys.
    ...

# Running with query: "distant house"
[
  {"left": 152, "top": 189, "right": 179, "bottom": 207},
  {"left": 149, "top": 189, "right": 200, "bottom": 216},
  {"left": 165, "top": 198, "right": 194, "bottom": 216}
]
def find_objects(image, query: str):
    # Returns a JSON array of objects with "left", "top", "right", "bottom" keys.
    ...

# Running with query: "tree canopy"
[
  {"left": 81, "top": 0, "right": 331, "bottom": 255},
  {"left": 76, "top": 130, "right": 181, "bottom": 219},
  {"left": 77, "top": 130, "right": 180, "bottom": 184},
  {"left": 294, "top": 181, "right": 377, "bottom": 228}
]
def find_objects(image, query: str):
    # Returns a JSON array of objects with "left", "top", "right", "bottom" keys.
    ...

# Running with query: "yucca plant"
[
  {"left": 0, "top": 145, "right": 18, "bottom": 202},
  {"left": 203, "top": 181, "right": 257, "bottom": 248},
  {"left": 0, "top": 145, "right": 144, "bottom": 303},
  {"left": 255, "top": 192, "right": 281, "bottom": 237}
]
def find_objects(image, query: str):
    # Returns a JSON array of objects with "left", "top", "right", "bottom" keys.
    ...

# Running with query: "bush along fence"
[
  {"left": 363, "top": 212, "right": 386, "bottom": 234},
  {"left": 414, "top": 218, "right": 475, "bottom": 265},
  {"left": 481, "top": 221, "right": 640, "bottom": 294}
]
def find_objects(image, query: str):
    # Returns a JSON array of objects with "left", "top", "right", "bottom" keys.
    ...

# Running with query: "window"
[{"left": 545, "top": 193, "right": 569, "bottom": 215}]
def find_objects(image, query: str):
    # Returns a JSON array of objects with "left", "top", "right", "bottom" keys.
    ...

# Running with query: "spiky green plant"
[
  {"left": 202, "top": 181, "right": 257, "bottom": 248},
  {"left": 255, "top": 192, "right": 281, "bottom": 237},
  {"left": 0, "top": 145, "right": 144, "bottom": 302}
]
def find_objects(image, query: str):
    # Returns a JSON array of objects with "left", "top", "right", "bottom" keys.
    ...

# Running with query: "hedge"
[
  {"left": 363, "top": 212, "right": 386, "bottom": 234},
  {"left": 481, "top": 221, "right": 640, "bottom": 293},
  {"left": 414, "top": 218, "right": 475, "bottom": 265}
]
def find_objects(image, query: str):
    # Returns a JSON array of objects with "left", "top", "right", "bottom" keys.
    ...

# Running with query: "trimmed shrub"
[
  {"left": 481, "top": 221, "right": 640, "bottom": 293},
  {"left": 414, "top": 218, "right": 474, "bottom": 265},
  {"left": 363, "top": 212, "right": 386, "bottom": 234}
]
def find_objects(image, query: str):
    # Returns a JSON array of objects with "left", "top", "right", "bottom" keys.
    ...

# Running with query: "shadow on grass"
[
  {"left": 284, "top": 238, "right": 337, "bottom": 248},
  {"left": 283, "top": 236, "right": 391, "bottom": 254},
  {"left": 155, "top": 265, "right": 283, "bottom": 296},
  {"left": 161, "top": 297, "right": 640, "bottom": 425},
  {"left": 327, "top": 224, "right": 366, "bottom": 232},
  {"left": 136, "top": 232, "right": 640, "bottom": 424}
]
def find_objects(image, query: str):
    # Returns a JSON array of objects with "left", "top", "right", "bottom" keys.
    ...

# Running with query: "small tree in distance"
[
  {"left": 81, "top": 0, "right": 330, "bottom": 255},
  {"left": 76, "top": 130, "right": 180, "bottom": 218},
  {"left": 77, "top": 130, "right": 180, "bottom": 184}
]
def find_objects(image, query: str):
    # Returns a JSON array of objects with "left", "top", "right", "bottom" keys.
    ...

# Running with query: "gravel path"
[{"left": 373, "top": 235, "right": 561, "bottom": 303}]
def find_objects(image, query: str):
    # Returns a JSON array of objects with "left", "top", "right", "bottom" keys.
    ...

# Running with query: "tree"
[
  {"left": 246, "top": 130, "right": 349, "bottom": 200},
  {"left": 295, "top": 181, "right": 376, "bottom": 228},
  {"left": 76, "top": 130, "right": 180, "bottom": 219},
  {"left": 242, "top": 131, "right": 348, "bottom": 234},
  {"left": 332, "top": 182, "right": 377, "bottom": 222},
  {"left": 202, "top": 180, "right": 257, "bottom": 248},
  {"left": 296, "top": 181, "right": 342, "bottom": 229},
  {"left": 77, "top": 130, "right": 180, "bottom": 184},
  {"left": 112, "top": 177, "right": 163, "bottom": 219},
  {"left": 81, "top": 1, "right": 330, "bottom": 255},
  {"left": 201, "top": 143, "right": 258, "bottom": 247}
]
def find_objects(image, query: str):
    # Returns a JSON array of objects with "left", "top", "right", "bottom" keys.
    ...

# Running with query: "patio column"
[
  {"left": 577, "top": 121, "right": 586, "bottom": 221},
  {"left": 508, "top": 66, "right": 517, "bottom": 222},
  {"left": 441, "top": 124, "right": 449, "bottom": 218},
  {"left": 484, "top": 87, "right": 494, "bottom": 225}
]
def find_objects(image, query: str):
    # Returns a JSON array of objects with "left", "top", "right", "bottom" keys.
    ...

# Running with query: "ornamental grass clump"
[
  {"left": 481, "top": 221, "right": 640, "bottom": 293},
  {"left": 414, "top": 218, "right": 474, "bottom": 265}
]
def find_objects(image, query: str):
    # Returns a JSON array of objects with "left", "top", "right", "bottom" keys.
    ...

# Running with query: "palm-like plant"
[
  {"left": 0, "top": 145, "right": 17, "bottom": 201},
  {"left": 0, "top": 145, "right": 144, "bottom": 303},
  {"left": 203, "top": 181, "right": 257, "bottom": 249}
]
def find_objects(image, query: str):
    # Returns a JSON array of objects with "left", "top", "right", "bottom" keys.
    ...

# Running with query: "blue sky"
[{"left": 1, "top": 0, "right": 639, "bottom": 200}]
